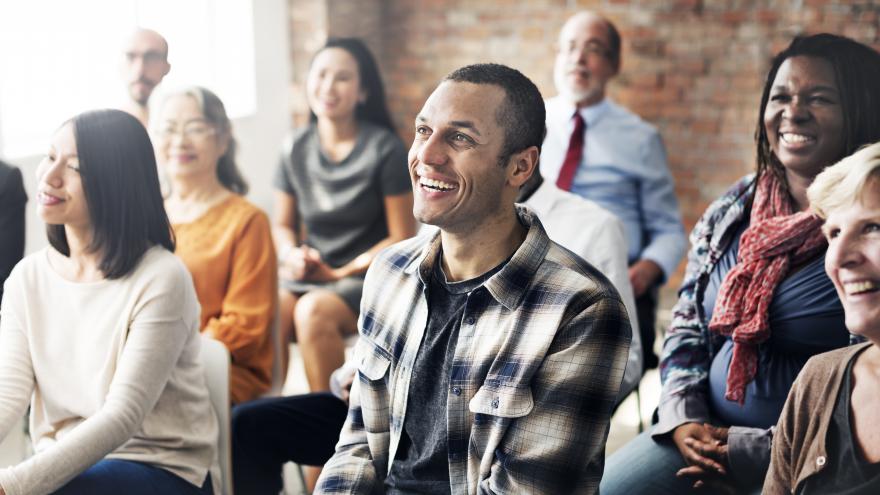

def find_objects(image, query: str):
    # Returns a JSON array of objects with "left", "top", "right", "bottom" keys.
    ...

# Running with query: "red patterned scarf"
[{"left": 708, "top": 172, "right": 827, "bottom": 404}]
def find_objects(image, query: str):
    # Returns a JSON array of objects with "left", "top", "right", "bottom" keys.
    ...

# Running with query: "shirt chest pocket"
[
  {"left": 357, "top": 347, "right": 392, "bottom": 382},
  {"left": 469, "top": 384, "right": 534, "bottom": 418},
  {"left": 467, "top": 384, "right": 534, "bottom": 458}
]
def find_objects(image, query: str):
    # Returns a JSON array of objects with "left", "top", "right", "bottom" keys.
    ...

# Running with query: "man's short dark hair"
[{"left": 443, "top": 63, "right": 546, "bottom": 166}]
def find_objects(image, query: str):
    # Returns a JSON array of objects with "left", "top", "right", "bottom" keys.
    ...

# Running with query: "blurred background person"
[
  {"left": 154, "top": 86, "right": 277, "bottom": 405},
  {"left": 601, "top": 33, "right": 880, "bottom": 495},
  {"left": 120, "top": 28, "right": 171, "bottom": 128},
  {"left": 765, "top": 142, "right": 880, "bottom": 493},
  {"left": 273, "top": 37, "right": 415, "bottom": 392},
  {"left": 0, "top": 109, "right": 216, "bottom": 494},
  {"left": 542, "top": 11, "right": 686, "bottom": 371},
  {"left": 0, "top": 161, "right": 26, "bottom": 306}
]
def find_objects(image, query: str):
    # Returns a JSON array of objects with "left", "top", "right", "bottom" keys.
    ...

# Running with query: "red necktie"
[{"left": 555, "top": 112, "right": 585, "bottom": 191}]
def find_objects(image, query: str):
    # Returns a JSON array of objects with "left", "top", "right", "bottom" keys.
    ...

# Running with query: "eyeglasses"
[
  {"left": 557, "top": 40, "right": 611, "bottom": 59},
  {"left": 124, "top": 50, "right": 167, "bottom": 66},
  {"left": 154, "top": 123, "right": 217, "bottom": 141}
]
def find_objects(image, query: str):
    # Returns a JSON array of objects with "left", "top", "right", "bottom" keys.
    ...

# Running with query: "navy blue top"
[{"left": 703, "top": 220, "right": 849, "bottom": 428}]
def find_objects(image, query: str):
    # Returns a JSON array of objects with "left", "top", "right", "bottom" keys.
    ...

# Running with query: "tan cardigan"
[{"left": 764, "top": 342, "right": 872, "bottom": 494}]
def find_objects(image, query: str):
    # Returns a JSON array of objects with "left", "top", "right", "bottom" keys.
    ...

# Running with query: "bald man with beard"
[
  {"left": 120, "top": 28, "right": 171, "bottom": 128},
  {"left": 541, "top": 12, "right": 685, "bottom": 371}
]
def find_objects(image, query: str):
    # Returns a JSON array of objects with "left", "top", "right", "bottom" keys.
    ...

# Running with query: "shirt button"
[
  {"left": 816, "top": 456, "right": 826, "bottom": 466},
  {"left": 491, "top": 397, "right": 500, "bottom": 408},
  {"left": 451, "top": 386, "right": 462, "bottom": 396},
  {"left": 465, "top": 316, "right": 476, "bottom": 325}
]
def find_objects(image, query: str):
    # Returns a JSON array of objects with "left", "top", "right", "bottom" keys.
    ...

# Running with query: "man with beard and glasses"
[
  {"left": 120, "top": 28, "right": 171, "bottom": 128},
  {"left": 541, "top": 11, "right": 686, "bottom": 372},
  {"left": 315, "top": 63, "right": 631, "bottom": 495}
]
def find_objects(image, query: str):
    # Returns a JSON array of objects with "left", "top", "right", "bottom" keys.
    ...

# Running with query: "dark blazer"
[{"left": 0, "top": 161, "right": 27, "bottom": 304}]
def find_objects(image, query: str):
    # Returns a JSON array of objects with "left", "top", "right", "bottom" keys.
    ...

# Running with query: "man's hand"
[
  {"left": 628, "top": 259, "right": 663, "bottom": 297},
  {"left": 673, "top": 423, "right": 732, "bottom": 490},
  {"left": 338, "top": 368, "right": 356, "bottom": 405}
]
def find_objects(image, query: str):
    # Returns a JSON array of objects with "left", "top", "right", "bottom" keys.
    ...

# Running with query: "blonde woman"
[{"left": 765, "top": 142, "right": 880, "bottom": 493}]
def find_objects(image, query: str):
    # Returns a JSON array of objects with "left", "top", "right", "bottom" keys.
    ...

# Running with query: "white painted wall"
[{"left": 7, "top": 0, "right": 290, "bottom": 256}]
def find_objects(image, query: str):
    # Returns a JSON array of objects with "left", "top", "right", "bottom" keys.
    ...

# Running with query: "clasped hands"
[
  {"left": 280, "top": 246, "right": 340, "bottom": 283},
  {"left": 672, "top": 422, "right": 736, "bottom": 493}
]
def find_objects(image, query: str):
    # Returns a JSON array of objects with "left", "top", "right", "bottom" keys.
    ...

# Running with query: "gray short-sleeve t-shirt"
[{"left": 273, "top": 122, "right": 411, "bottom": 268}]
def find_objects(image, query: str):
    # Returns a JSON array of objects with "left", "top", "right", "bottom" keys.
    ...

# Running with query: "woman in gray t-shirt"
[{"left": 273, "top": 38, "right": 415, "bottom": 393}]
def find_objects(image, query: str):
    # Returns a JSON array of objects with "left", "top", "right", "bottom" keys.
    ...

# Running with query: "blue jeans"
[
  {"left": 601, "top": 427, "right": 695, "bottom": 495},
  {"left": 601, "top": 427, "right": 762, "bottom": 495},
  {"left": 51, "top": 459, "right": 213, "bottom": 495}
]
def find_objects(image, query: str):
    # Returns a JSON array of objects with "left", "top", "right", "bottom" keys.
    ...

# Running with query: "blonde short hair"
[{"left": 808, "top": 141, "right": 880, "bottom": 219}]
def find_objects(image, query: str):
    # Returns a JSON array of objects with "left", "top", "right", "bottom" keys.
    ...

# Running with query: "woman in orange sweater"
[{"left": 153, "top": 86, "right": 277, "bottom": 404}]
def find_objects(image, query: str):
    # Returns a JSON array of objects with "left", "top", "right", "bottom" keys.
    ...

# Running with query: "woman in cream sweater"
[{"left": 0, "top": 109, "right": 217, "bottom": 494}]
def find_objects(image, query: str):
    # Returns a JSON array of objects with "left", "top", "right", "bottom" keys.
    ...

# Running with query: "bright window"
[{"left": 0, "top": 0, "right": 255, "bottom": 157}]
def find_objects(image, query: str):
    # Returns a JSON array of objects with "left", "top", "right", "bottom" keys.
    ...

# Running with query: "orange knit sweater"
[{"left": 173, "top": 195, "right": 277, "bottom": 404}]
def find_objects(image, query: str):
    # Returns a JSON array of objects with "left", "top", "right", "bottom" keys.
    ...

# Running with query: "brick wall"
[
  {"left": 288, "top": 0, "right": 880, "bottom": 290},
  {"left": 288, "top": 0, "right": 328, "bottom": 127}
]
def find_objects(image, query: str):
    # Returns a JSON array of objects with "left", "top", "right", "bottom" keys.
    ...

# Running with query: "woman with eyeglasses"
[
  {"left": 0, "top": 109, "right": 216, "bottom": 494},
  {"left": 153, "top": 86, "right": 277, "bottom": 405}
]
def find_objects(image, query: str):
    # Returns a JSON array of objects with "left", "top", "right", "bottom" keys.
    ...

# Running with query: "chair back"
[
  {"left": 200, "top": 335, "right": 233, "bottom": 494},
  {"left": 265, "top": 306, "right": 285, "bottom": 397}
]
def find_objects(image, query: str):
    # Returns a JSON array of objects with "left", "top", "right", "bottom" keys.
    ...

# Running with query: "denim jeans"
[
  {"left": 601, "top": 426, "right": 762, "bottom": 495},
  {"left": 51, "top": 459, "right": 213, "bottom": 495}
]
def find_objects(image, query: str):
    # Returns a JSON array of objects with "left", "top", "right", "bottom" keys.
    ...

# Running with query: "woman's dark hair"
[
  {"left": 47, "top": 109, "right": 175, "bottom": 279},
  {"left": 309, "top": 37, "right": 396, "bottom": 132},
  {"left": 160, "top": 86, "right": 248, "bottom": 194},
  {"left": 756, "top": 33, "right": 880, "bottom": 184}
]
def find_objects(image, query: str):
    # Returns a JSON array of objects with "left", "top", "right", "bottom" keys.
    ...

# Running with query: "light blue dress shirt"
[{"left": 540, "top": 96, "right": 686, "bottom": 279}]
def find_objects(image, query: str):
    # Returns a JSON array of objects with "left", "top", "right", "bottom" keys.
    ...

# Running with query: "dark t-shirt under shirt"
[
  {"left": 800, "top": 349, "right": 880, "bottom": 495},
  {"left": 384, "top": 255, "right": 506, "bottom": 495}
]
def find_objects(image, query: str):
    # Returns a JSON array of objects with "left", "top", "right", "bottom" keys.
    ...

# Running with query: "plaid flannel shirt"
[{"left": 316, "top": 206, "right": 631, "bottom": 495}]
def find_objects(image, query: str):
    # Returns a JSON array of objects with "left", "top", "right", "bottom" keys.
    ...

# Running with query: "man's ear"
[{"left": 507, "top": 146, "right": 539, "bottom": 188}]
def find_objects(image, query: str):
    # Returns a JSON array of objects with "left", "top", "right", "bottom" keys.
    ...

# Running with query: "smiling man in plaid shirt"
[{"left": 316, "top": 63, "right": 632, "bottom": 495}]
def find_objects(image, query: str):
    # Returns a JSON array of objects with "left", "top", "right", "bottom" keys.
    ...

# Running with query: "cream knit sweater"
[{"left": 0, "top": 246, "right": 218, "bottom": 495}]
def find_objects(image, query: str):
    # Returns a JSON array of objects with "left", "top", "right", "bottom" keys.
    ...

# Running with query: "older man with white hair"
[{"left": 541, "top": 11, "right": 686, "bottom": 371}]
